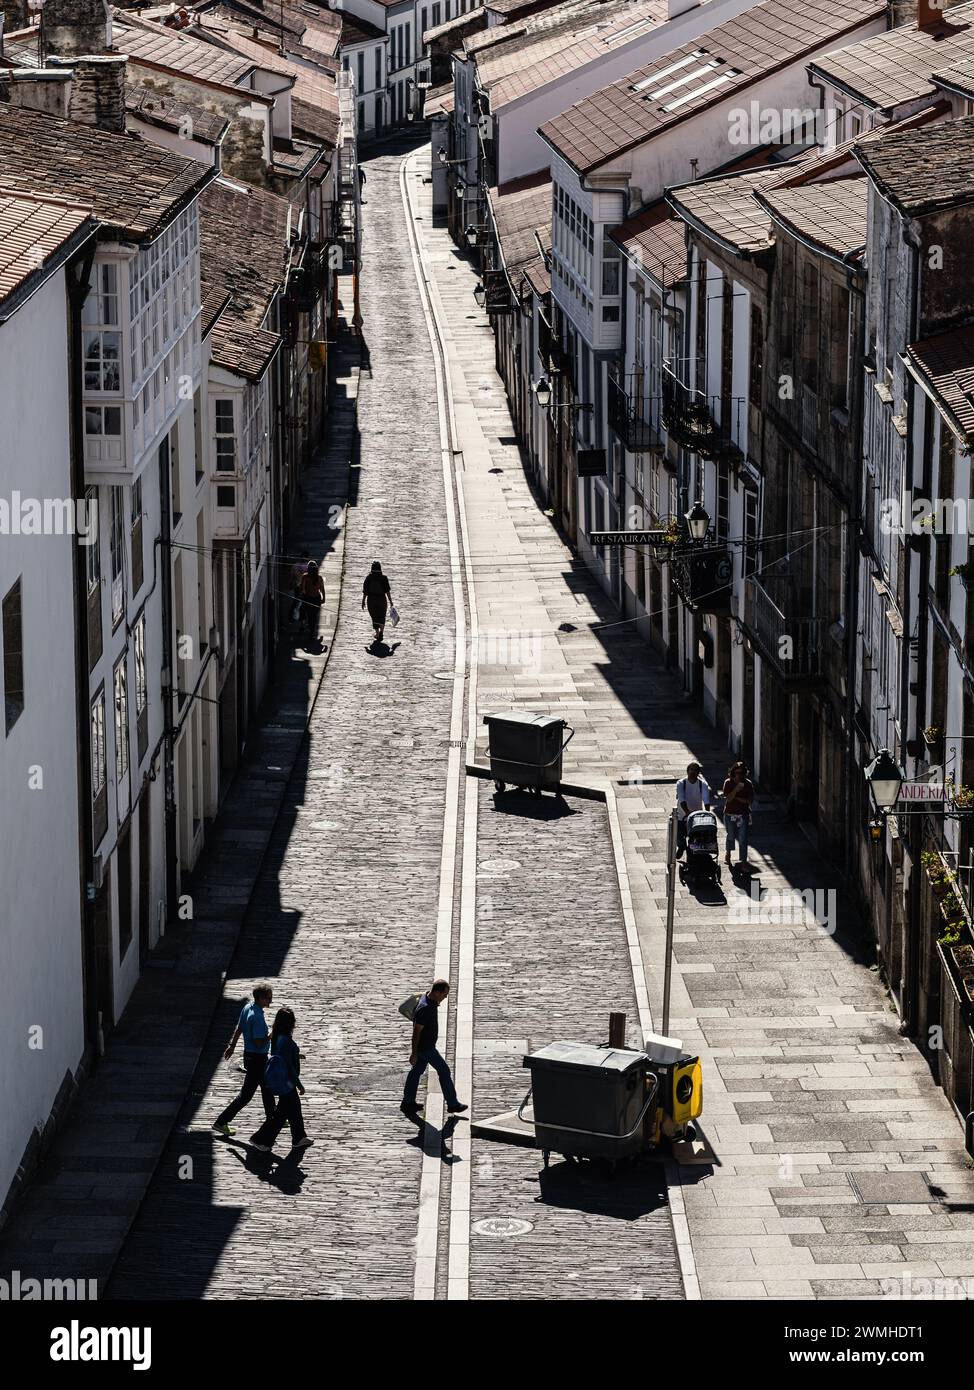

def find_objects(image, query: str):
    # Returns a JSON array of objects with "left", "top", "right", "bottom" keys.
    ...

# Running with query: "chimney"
[
  {"left": 0, "top": 66, "right": 73, "bottom": 117},
  {"left": 1, "top": 0, "right": 29, "bottom": 37},
  {"left": 917, "top": 0, "right": 947, "bottom": 25},
  {"left": 41, "top": 0, "right": 111, "bottom": 58},
  {"left": 50, "top": 52, "right": 128, "bottom": 131}
]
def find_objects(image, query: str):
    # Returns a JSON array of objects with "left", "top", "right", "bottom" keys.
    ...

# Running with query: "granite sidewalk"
[{"left": 411, "top": 148, "right": 974, "bottom": 1301}]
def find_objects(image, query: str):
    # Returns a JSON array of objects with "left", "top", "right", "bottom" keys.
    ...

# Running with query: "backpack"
[
  {"left": 398, "top": 992, "right": 423, "bottom": 1021},
  {"left": 264, "top": 1051, "right": 290, "bottom": 1095}
]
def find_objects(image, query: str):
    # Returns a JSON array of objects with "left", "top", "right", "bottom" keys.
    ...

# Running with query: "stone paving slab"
[{"left": 411, "top": 148, "right": 974, "bottom": 1300}]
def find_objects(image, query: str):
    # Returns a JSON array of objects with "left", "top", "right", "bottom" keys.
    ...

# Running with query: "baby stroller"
[{"left": 680, "top": 809, "right": 721, "bottom": 885}]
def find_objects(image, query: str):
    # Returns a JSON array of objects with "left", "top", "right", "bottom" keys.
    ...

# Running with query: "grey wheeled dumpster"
[
  {"left": 483, "top": 710, "right": 574, "bottom": 794},
  {"left": 522, "top": 1042, "right": 658, "bottom": 1163}
]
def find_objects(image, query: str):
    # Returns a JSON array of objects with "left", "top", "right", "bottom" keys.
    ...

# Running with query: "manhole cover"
[
  {"left": 479, "top": 858, "right": 521, "bottom": 872},
  {"left": 432, "top": 671, "right": 462, "bottom": 681},
  {"left": 390, "top": 737, "right": 416, "bottom": 748},
  {"left": 472, "top": 1218, "right": 533, "bottom": 1238}
]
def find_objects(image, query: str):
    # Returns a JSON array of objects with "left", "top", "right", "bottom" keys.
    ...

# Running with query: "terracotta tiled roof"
[
  {"left": 611, "top": 198, "right": 687, "bottom": 285},
  {"left": 196, "top": 14, "right": 339, "bottom": 144},
  {"left": 487, "top": 171, "right": 552, "bottom": 298},
  {"left": 474, "top": 0, "right": 668, "bottom": 110},
  {"left": 423, "top": 81, "right": 455, "bottom": 117},
  {"left": 541, "top": 0, "right": 884, "bottom": 174},
  {"left": 667, "top": 168, "right": 778, "bottom": 255},
  {"left": 195, "top": 19, "right": 298, "bottom": 77},
  {"left": 200, "top": 177, "right": 289, "bottom": 378},
  {"left": 907, "top": 324, "right": 974, "bottom": 442},
  {"left": 126, "top": 82, "right": 231, "bottom": 144},
  {"left": 933, "top": 54, "right": 974, "bottom": 99},
  {"left": 808, "top": 2, "right": 974, "bottom": 112},
  {"left": 113, "top": 16, "right": 256, "bottom": 86},
  {"left": 0, "top": 193, "right": 93, "bottom": 307},
  {"left": 210, "top": 316, "right": 281, "bottom": 380},
  {"left": 424, "top": 7, "right": 486, "bottom": 45},
  {"left": 0, "top": 100, "right": 214, "bottom": 241},
  {"left": 757, "top": 175, "right": 868, "bottom": 260},
  {"left": 853, "top": 112, "right": 974, "bottom": 214},
  {"left": 200, "top": 283, "right": 233, "bottom": 339}
]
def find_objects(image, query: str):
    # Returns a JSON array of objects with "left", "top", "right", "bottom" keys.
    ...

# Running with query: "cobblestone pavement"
[
  {"left": 105, "top": 140, "right": 684, "bottom": 1301},
  {"left": 407, "top": 149, "right": 974, "bottom": 1300}
]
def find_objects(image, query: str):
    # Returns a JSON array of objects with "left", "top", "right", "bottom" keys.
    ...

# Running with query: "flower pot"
[
  {"left": 952, "top": 944, "right": 974, "bottom": 970},
  {"left": 962, "top": 973, "right": 974, "bottom": 1004}
]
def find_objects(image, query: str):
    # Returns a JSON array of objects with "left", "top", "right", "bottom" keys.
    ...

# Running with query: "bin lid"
[
  {"left": 523, "top": 1041, "right": 648, "bottom": 1077},
  {"left": 483, "top": 709, "right": 564, "bottom": 732}
]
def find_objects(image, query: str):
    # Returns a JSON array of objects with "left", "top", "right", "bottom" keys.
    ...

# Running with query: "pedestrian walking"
[
  {"left": 248, "top": 1008, "right": 314, "bottom": 1153},
  {"left": 289, "top": 551, "right": 310, "bottom": 623},
  {"left": 298, "top": 560, "right": 325, "bottom": 645},
  {"left": 675, "top": 762, "right": 711, "bottom": 859},
  {"left": 211, "top": 985, "right": 275, "bottom": 1137},
  {"left": 401, "top": 980, "right": 468, "bottom": 1117},
  {"left": 722, "top": 760, "right": 755, "bottom": 866},
  {"left": 362, "top": 560, "right": 394, "bottom": 644}
]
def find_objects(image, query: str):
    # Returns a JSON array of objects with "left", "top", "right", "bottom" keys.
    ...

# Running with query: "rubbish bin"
[
  {"left": 522, "top": 1042, "right": 657, "bottom": 1161},
  {"left": 641, "top": 1032, "right": 703, "bottom": 1144},
  {"left": 483, "top": 710, "right": 573, "bottom": 794}
]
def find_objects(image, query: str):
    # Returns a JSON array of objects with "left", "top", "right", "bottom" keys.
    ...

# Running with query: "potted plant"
[
  {"left": 951, "top": 943, "right": 974, "bottom": 971},
  {"left": 922, "top": 849, "right": 950, "bottom": 897},
  {"left": 949, "top": 559, "right": 974, "bottom": 592},
  {"left": 952, "top": 784, "right": 974, "bottom": 818},
  {"left": 923, "top": 725, "right": 943, "bottom": 748}
]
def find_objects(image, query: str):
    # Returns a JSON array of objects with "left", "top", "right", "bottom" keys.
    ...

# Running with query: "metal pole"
[{"left": 662, "top": 808, "right": 678, "bottom": 1035}]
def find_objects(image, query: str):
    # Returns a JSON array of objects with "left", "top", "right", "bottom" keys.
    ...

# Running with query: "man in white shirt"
[{"left": 675, "top": 762, "right": 711, "bottom": 858}]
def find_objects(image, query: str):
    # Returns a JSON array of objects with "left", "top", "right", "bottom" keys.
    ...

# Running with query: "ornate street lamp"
[
  {"left": 465, "top": 224, "right": 481, "bottom": 248},
  {"left": 473, "top": 282, "right": 486, "bottom": 308},
  {"left": 685, "top": 501, "right": 710, "bottom": 542},
  {"left": 864, "top": 749, "right": 904, "bottom": 813},
  {"left": 534, "top": 377, "right": 552, "bottom": 408},
  {"left": 437, "top": 146, "right": 448, "bottom": 165}
]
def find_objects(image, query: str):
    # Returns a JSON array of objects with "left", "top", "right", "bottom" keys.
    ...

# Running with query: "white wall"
[{"left": 0, "top": 271, "right": 86, "bottom": 1209}]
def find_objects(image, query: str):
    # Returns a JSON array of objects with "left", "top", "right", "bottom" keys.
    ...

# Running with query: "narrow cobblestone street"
[
  {"left": 101, "top": 139, "right": 974, "bottom": 1302},
  {"left": 106, "top": 141, "right": 683, "bottom": 1301}
]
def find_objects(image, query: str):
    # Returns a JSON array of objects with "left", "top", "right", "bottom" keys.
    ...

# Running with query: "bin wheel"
[{"left": 494, "top": 780, "right": 505, "bottom": 793}]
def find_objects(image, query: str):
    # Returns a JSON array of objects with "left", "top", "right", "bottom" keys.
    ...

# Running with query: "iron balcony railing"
[
  {"left": 743, "top": 575, "right": 826, "bottom": 682},
  {"left": 661, "top": 362, "right": 744, "bottom": 464},
  {"left": 608, "top": 368, "right": 662, "bottom": 451}
]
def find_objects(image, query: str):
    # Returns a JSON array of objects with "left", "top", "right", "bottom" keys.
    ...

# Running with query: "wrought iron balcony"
[
  {"left": 661, "top": 363, "right": 744, "bottom": 464},
  {"left": 743, "top": 575, "right": 826, "bottom": 683},
  {"left": 608, "top": 368, "right": 661, "bottom": 452}
]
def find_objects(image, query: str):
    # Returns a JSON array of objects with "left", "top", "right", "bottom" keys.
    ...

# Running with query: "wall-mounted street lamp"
[
  {"left": 686, "top": 500, "right": 710, "bottom": 542},
  {"left": 465, "top": 224, "right": 487, "bottom": 248},
  {"left": 864, "top": 748, "right": 905, "bottom": 814},
  {"left": 532, "top": 376, "right": 593, "bottom": 415},
  {"left": 474, "top": 282, "right": 486, "bottom": 307}
]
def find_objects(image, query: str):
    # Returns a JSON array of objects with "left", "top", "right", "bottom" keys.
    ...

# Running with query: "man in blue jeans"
[
  {"left": 401, "top": 980, "right": 468, "bottom": 1117},
  {"left": 212, "top": 985, "right": 275, "bottom": 1136}
]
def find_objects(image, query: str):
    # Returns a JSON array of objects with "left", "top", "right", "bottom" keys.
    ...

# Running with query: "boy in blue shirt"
[{"left": 211, "top": 985, "right": 275, "bottom": 1137}]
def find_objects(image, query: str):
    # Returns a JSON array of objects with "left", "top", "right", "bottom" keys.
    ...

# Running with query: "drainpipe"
[
  {"left": 899, "top": 215, "right": 924, "bottom": 1039},
  {"left": 159, "top": 441, "right": 178, "bottom": 926},
  {"left": 66, "top": 237, "right": 98, "bottom": 1057},
  {"left": 841, "top": 247, "right": 866, "bottom": 889}
]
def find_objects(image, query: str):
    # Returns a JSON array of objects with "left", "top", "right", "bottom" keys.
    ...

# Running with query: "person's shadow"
[
  {"left": 367, "top": 639, "right": 401, "bottom": 657},
  {"left": 403, "top": 1112, "right": 461, "bottom": 1164}
]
